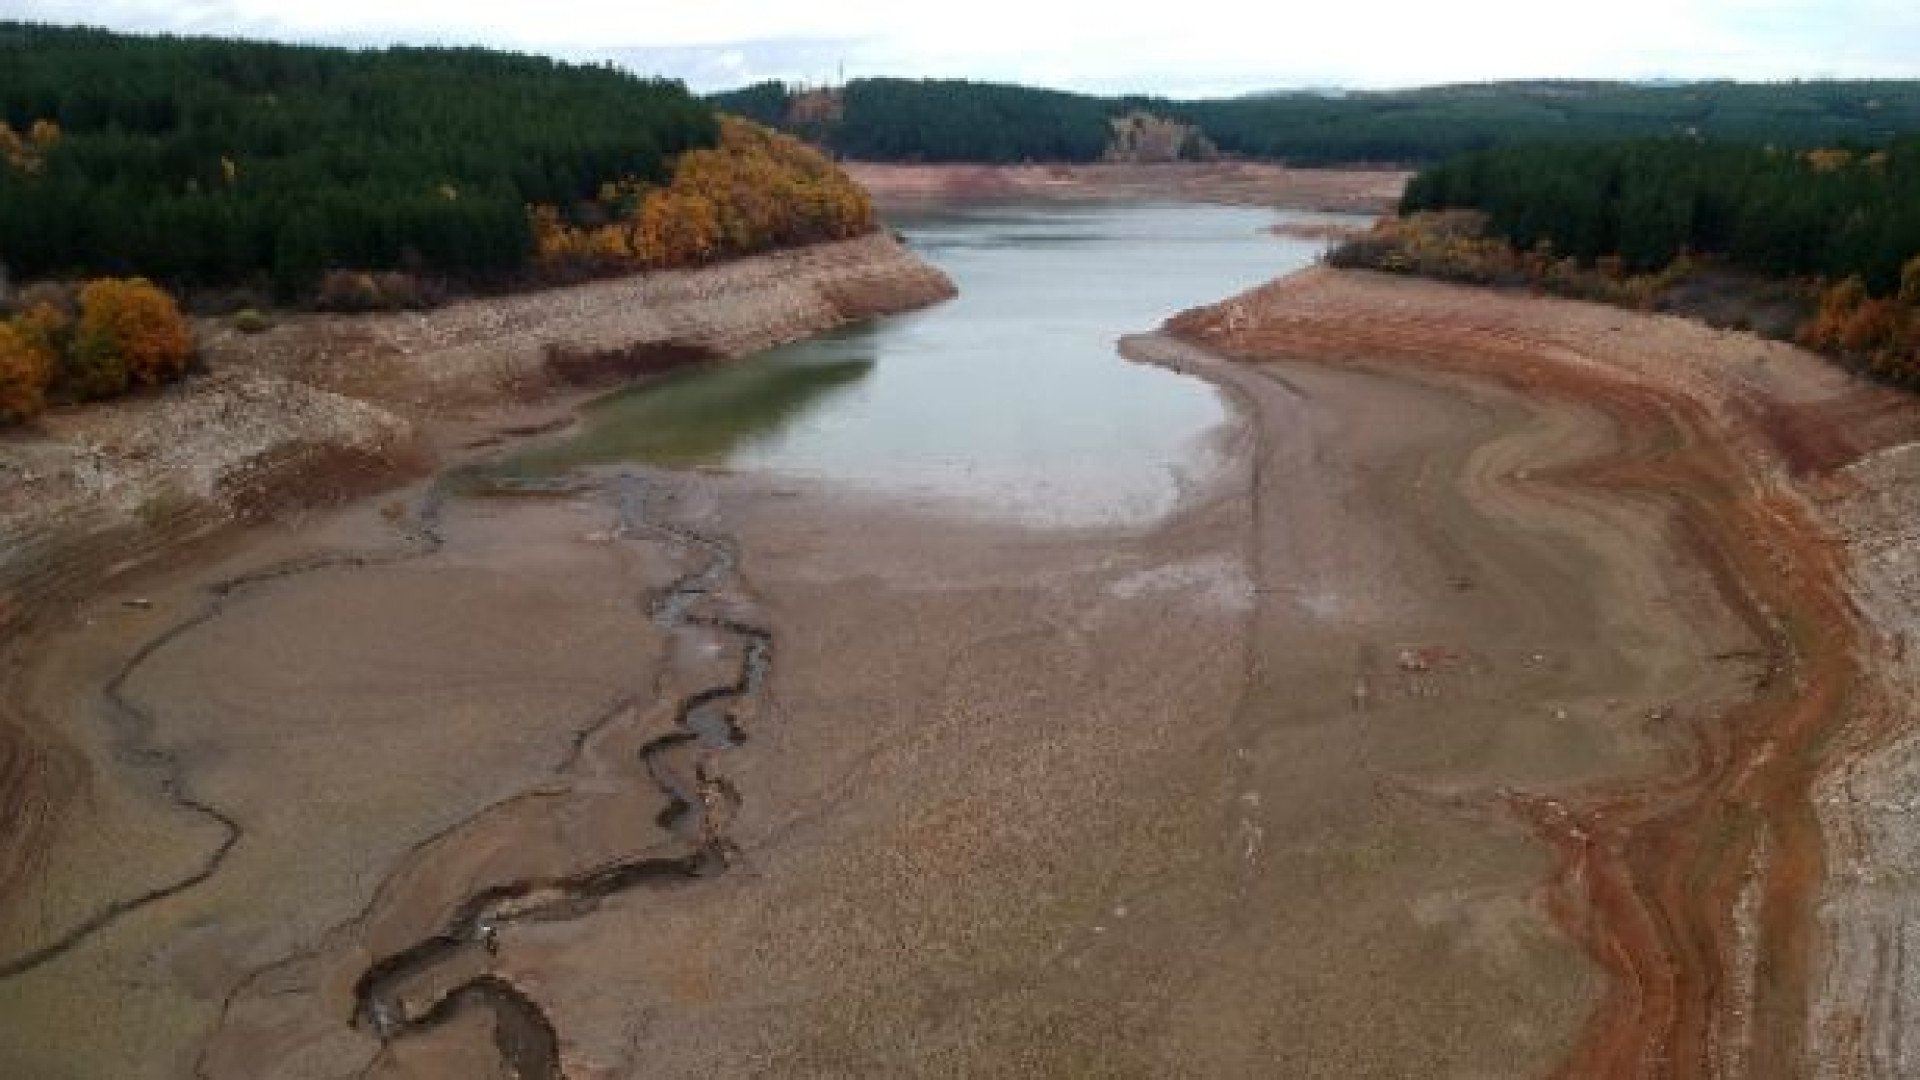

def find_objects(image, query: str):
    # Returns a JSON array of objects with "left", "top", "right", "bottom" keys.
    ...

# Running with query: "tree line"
[
  {"left": 1166, "top": 81, "right": 1920, "bottom": 165},
  {"left": 712, "top": 77, "right": 1920, "bottom": 167},
  {"left": 1400, "top": 138, "right": 1920, "bottom": 293},
  {"left": 1351, "top": 138, "right": 1920, "bottom": 386},
  {"left": 0, "top": 22, "right": 717, "bottom": 295}
]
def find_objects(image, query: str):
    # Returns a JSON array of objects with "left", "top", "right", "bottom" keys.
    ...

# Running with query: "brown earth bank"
[
  {"left": 1163, "top": 267, "right": 1920, "bottom": 1077},
  {"left": 845, "top": 161, "right": 1409, "bottom": 215},
  {"left": 0, "top": 232, "right": 954, "bottom": 632}
]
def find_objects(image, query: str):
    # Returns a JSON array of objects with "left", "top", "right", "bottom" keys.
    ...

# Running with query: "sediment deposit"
[
  {"left": 1162, "top": 267, "right": 1920, "bottom": 1077},
  {"left": 8, "top": 232, "right": 1920, "bottom": 1077},
  {"left": 0, "top": 233, "right": 953, "bottom": 1078}
]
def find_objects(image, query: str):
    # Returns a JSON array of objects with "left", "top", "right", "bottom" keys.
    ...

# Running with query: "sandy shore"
[{"left": 6, "top": 256, "right": 1919, "bottom": 1075}]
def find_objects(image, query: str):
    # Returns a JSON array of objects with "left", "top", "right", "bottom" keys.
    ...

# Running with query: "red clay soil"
[{"left": 1168, "top": 274, "right": 1908, "bottom": 1078}]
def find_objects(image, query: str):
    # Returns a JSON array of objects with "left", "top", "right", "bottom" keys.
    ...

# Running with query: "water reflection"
[
  {"left": 499, "top": 337, "right": 875, "bottom": 475},
  {"left": 506, "top": 203, "right": 1355, "bottom": 523}
]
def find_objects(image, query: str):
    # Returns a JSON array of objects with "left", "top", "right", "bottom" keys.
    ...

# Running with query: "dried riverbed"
[{"left": 7, "top": 219, "right": 1920, "bottom": 1076}]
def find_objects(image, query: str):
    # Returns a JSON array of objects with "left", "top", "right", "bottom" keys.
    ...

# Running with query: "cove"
[{"left": 509, "top": 202, "right": 1357, "bottom": 523}]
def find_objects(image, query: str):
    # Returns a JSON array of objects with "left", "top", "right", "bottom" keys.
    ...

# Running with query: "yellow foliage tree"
[
  {"left": 1804, "top": 147, "right": 1853, "bottom": 173},
  {"left": 636, "top": 190, "right": 722, "bottom": 267},
  {"left": 14, "top": 300, "right": 72, "bottom": 359},
  {"left": 0, "top": 321, "right": 56, "bottom": 424},
  {"left": 72, "top": 278, "right": 193, "bottom": 393},
  {"left": 532, "top": 116, "right": 875, "bottom": 276},
  {"left": 0, "top": 118, "right": 58, "bottom": 173}
]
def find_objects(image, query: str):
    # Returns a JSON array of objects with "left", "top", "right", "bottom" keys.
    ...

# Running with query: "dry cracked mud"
[{"left": 7, "top": 264, "right": 1920, "bottom": 1078}]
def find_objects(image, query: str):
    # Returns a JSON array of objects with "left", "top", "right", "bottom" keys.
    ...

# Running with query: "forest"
[
  {"left": 1360, "top": 138, "right": 1920, "bottom": 384},
  {"left": 1400, "top": 138, "right": 1920, "bottom": 288},
  {"left": 0, "top": 22, "right": 725, "bottom": 294},
  {"left": 1169, "top": 81, "right": 1920, "bottom": 164},
  {"left": 0, "top": 23, "right": 878, "bottom": 423},
  {"left": 713, "top": 78, "right": 1920, "bottom": 166},
  {"left": 831, "top": 80, "right": 1111, "bottom": 163},
  {"left": 529, "top": 116, "right": 873, "bottom": 276}
]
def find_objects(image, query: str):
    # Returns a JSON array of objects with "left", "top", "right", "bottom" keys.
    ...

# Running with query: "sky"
[{"left": 5, "top": 0, "right": 1918, "bottom": 97}]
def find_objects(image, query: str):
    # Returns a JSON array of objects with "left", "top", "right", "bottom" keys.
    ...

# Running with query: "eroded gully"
[
  {"left": 0, "top": 462, "right": 772, "bottom": 1080},
  {"left": 346, "top": 472, "right": 771, "bottom": 1078}
]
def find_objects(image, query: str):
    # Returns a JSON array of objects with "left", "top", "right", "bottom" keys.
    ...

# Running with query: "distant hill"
[{"left": 711, "top": 77, "right": 1920, "bottom": 166}]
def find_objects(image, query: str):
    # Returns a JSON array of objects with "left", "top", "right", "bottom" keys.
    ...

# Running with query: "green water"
[
  {"left": 504, "top": 347, "right": 876, "bottom": 474},
  {"left": 508, "top": 202, "right": 1353, "bottom": 523}
]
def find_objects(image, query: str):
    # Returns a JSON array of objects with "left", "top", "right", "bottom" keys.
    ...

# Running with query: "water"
[{"left": 512, "top": 203, "right": 1349, "bottom": 524}]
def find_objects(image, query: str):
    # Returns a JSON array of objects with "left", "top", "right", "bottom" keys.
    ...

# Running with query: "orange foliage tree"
[
  {"left": 1799, "top": 259, "right": 1920, "bottom": 386},
  {"left": 0, "top": 278, "right": 196, "bottom": 422},
  {"left": 69, "top": 278, "right": 193, "bottom": 398},
  {"left": 0, "top": 321, "right": 55, "bottom": 423},
  {"left": 533, "top": 116, "right": 875, "bottom": 276},
  {"left": 0, "top": 118, "right": 59, "bottom": 173}
]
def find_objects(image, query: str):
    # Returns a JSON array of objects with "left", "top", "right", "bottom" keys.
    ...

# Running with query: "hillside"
[
  {"left": 713, "top": 77, "right": 1920, "bottom": 166},
  {"left": 0, "top": 23, "right": 872, "bottom": 299},
  {"left": 1333, "top": 137, "right": 1920, "bottom": 385}
]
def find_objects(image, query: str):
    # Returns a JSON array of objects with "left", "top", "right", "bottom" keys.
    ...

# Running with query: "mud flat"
[
  {"left": 1160, "top": 267, "right": 1920, "bottom": 1076},
  {"left": 0, "top": 233, "right": 954, "bottom": 1077},
  {"left": 9, "top": 248, "right": 1920, "bottom": 1076}
]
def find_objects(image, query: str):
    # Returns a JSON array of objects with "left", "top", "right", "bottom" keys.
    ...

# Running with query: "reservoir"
[{"left": 509, "top": 203, "right": 1351, "bottom": 523}]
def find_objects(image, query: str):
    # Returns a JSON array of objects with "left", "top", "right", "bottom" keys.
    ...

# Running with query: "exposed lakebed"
[{"left": 504, "top": 203, "right": 1357, "bottom": 523}]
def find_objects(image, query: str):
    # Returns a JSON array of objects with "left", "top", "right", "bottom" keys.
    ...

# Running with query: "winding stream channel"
[
  {"left": 340, "top": 204, "right": 1346, "bottom": 1075},
  {"left": 350, "top": 474, "right": 767, "bottom": 1077}
]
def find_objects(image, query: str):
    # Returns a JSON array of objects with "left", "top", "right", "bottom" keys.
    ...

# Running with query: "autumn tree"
[
  {"left": 0, "top": 320, "right": 54, "bottom": 423},
  {"left": 68, "top": 278, "right": 192, "bottom": 398},
  {"left": 532, "top": 116, "right": 875, "bottom": 276}
]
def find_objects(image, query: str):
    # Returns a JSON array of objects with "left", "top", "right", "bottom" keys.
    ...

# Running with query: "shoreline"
[
  {"left": 1159, "top": 266, "right": 1920, "bottom": 1075},
  {"left": 0, "top": 232, "right": 955, "bottom": 634},
  {"left": 0, "top": 231, "right": 957, "bottom": 1075},
  {"left": 9, "top": 203, "right": 1918, "bottom": 1075}
]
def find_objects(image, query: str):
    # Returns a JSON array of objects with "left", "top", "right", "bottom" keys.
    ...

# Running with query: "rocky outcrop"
[{"left": 1104, "top": 109, "right": 1216, "bottom": 163}]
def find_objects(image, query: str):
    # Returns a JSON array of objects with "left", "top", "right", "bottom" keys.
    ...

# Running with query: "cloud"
[
  {"left": 3, "top": 0, "right": 1917, "bottom": 94},
  {"left": 589, "top": 38, "right": 865, "bottom": 91}
]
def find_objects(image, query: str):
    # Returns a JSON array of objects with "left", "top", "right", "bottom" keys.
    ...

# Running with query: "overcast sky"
[{"left": 6, "top": 1, "right": 1918, "bottom": 96}]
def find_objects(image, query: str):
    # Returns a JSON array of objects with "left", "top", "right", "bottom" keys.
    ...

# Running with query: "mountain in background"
[{"left": 712, "top": 77, "right": 1920, "bottom": 165}]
